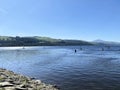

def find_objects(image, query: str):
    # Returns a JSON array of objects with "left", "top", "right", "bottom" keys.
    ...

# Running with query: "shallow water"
[{"left": 0, "top": 46, "right": 120, "bottom": 90}]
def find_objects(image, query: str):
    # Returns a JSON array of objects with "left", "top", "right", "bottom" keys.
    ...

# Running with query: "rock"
[
  {"left": 6, "top": 79, "right": 14, "bottom": 83},
  {"left": 15, "top": 87, "right": 28, "bottom": 90},
  {"left": 0, "top": 82, "right": 13, "bottom": 87},
  {"left": 53, "top": 85, "right": 60, "bottom": 89},
  {"left": 28, "top": 88, "right": 33, "bottom": 90},
  {"left": 19, "top": 84, "right": 26, "bottom": 88},
  {"left": 34, "top": 80, "right": 41, "bottom": 84},
  {"left": 0, "top": 68, "right": 59, "bottom": 90},
  {"left": 4, "top": 87, "right": 16, "bottom": 90}
]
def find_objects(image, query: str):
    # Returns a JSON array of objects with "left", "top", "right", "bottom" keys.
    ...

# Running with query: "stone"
[
  {"left": 34, "top": 80, "right": 41, "bottom": 84},
  {"left": 4, "top": 87, "right": 16, "bottom": 90},
  {"left": 0, "top": 68, "right": 58, "bottom": 90},
  {"left": 0, "top": 82, "right": 13, "bottom": 87},
  {"left": 15, "top": 87, "right": 28, "bottom": 90}
]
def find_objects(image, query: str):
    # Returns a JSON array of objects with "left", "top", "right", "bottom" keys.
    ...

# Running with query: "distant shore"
[
  {"left": 0, "top": 36, "right": 92, "bottom": 47},
  {"left": 0, "top": 68, "right": 58, "bottom": 90}
]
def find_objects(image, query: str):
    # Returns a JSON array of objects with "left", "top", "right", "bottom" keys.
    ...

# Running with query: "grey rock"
[
  {"left": 4, "top": 87, "right": 16, "bottom": 90},
  {"left": 0, "top": 82, "right": 13, "bottom": 87},
  {"left": 0, "top": 68, "right": 58, "bottom": 90}
]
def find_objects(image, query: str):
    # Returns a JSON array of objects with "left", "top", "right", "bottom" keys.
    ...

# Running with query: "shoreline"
[{"left": 0, "top": 68, "right": 58, "bottom": 90}]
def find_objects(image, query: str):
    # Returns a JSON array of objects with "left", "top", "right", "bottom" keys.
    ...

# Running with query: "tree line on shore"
[{"left": 0, "top": 36, "right": 92, "bottom": 46}]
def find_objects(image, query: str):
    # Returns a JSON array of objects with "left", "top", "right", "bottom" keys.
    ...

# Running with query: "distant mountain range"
[
  {"left": 0, "top": 36, "right": 119, "bottom": 46},
  {"left": 92, "top": 39, "right": 120, "bottom": 46}
]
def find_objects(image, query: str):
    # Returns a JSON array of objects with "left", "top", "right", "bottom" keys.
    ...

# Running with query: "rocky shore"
[{"left": 0, "top": 68, "right": 58, "bottom": 90}]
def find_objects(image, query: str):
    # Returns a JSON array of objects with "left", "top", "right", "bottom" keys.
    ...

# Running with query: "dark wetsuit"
[{"left": 75, "top": 49, "right": 77, "bottom": 53}]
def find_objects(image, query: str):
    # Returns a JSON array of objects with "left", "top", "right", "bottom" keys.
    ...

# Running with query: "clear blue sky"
[{"left": 0, "top": 0, "right": 120, "bottom": 41}]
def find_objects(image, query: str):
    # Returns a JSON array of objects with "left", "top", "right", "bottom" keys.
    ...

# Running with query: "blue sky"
[{"left": 0, "top": 0, "right": 120, "bottom": 41}]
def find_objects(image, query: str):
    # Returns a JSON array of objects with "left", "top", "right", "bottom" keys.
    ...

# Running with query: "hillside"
[
  {"left": 92, "top": 39, "right": 120, "bottom": 46},
  {"left": 0, "top": 36, "right": 92, "bottom": 46}
]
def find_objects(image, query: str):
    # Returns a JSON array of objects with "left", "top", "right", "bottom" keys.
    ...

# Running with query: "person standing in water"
[{"left": 75, "top": 49, "right": 77, "bottom": 53}]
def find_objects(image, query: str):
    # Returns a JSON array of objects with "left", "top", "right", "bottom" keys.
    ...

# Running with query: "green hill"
[{"left": 0, "top": 36, "right": 92, "bottom": 46}]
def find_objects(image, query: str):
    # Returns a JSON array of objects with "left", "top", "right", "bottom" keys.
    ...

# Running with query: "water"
[{"left": 0, "top": 46, "right": 120, "bottom": 90}]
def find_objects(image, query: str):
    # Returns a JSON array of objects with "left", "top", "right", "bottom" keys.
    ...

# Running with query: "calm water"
[{"left": 0, "top": 46, "right": 120, "bottom": 90}]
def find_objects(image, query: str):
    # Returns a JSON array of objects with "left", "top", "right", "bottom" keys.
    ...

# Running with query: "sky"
[{"left": 0, "top": 0, "right": 120, "bottom": 42}]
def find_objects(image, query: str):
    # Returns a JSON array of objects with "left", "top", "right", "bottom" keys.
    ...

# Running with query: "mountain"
[
  {"left": 0, "top": 36, "right": 92, "bottom": 46},
  {"left": 93, "top": 39, "right": 120, "bottom": 46}
]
